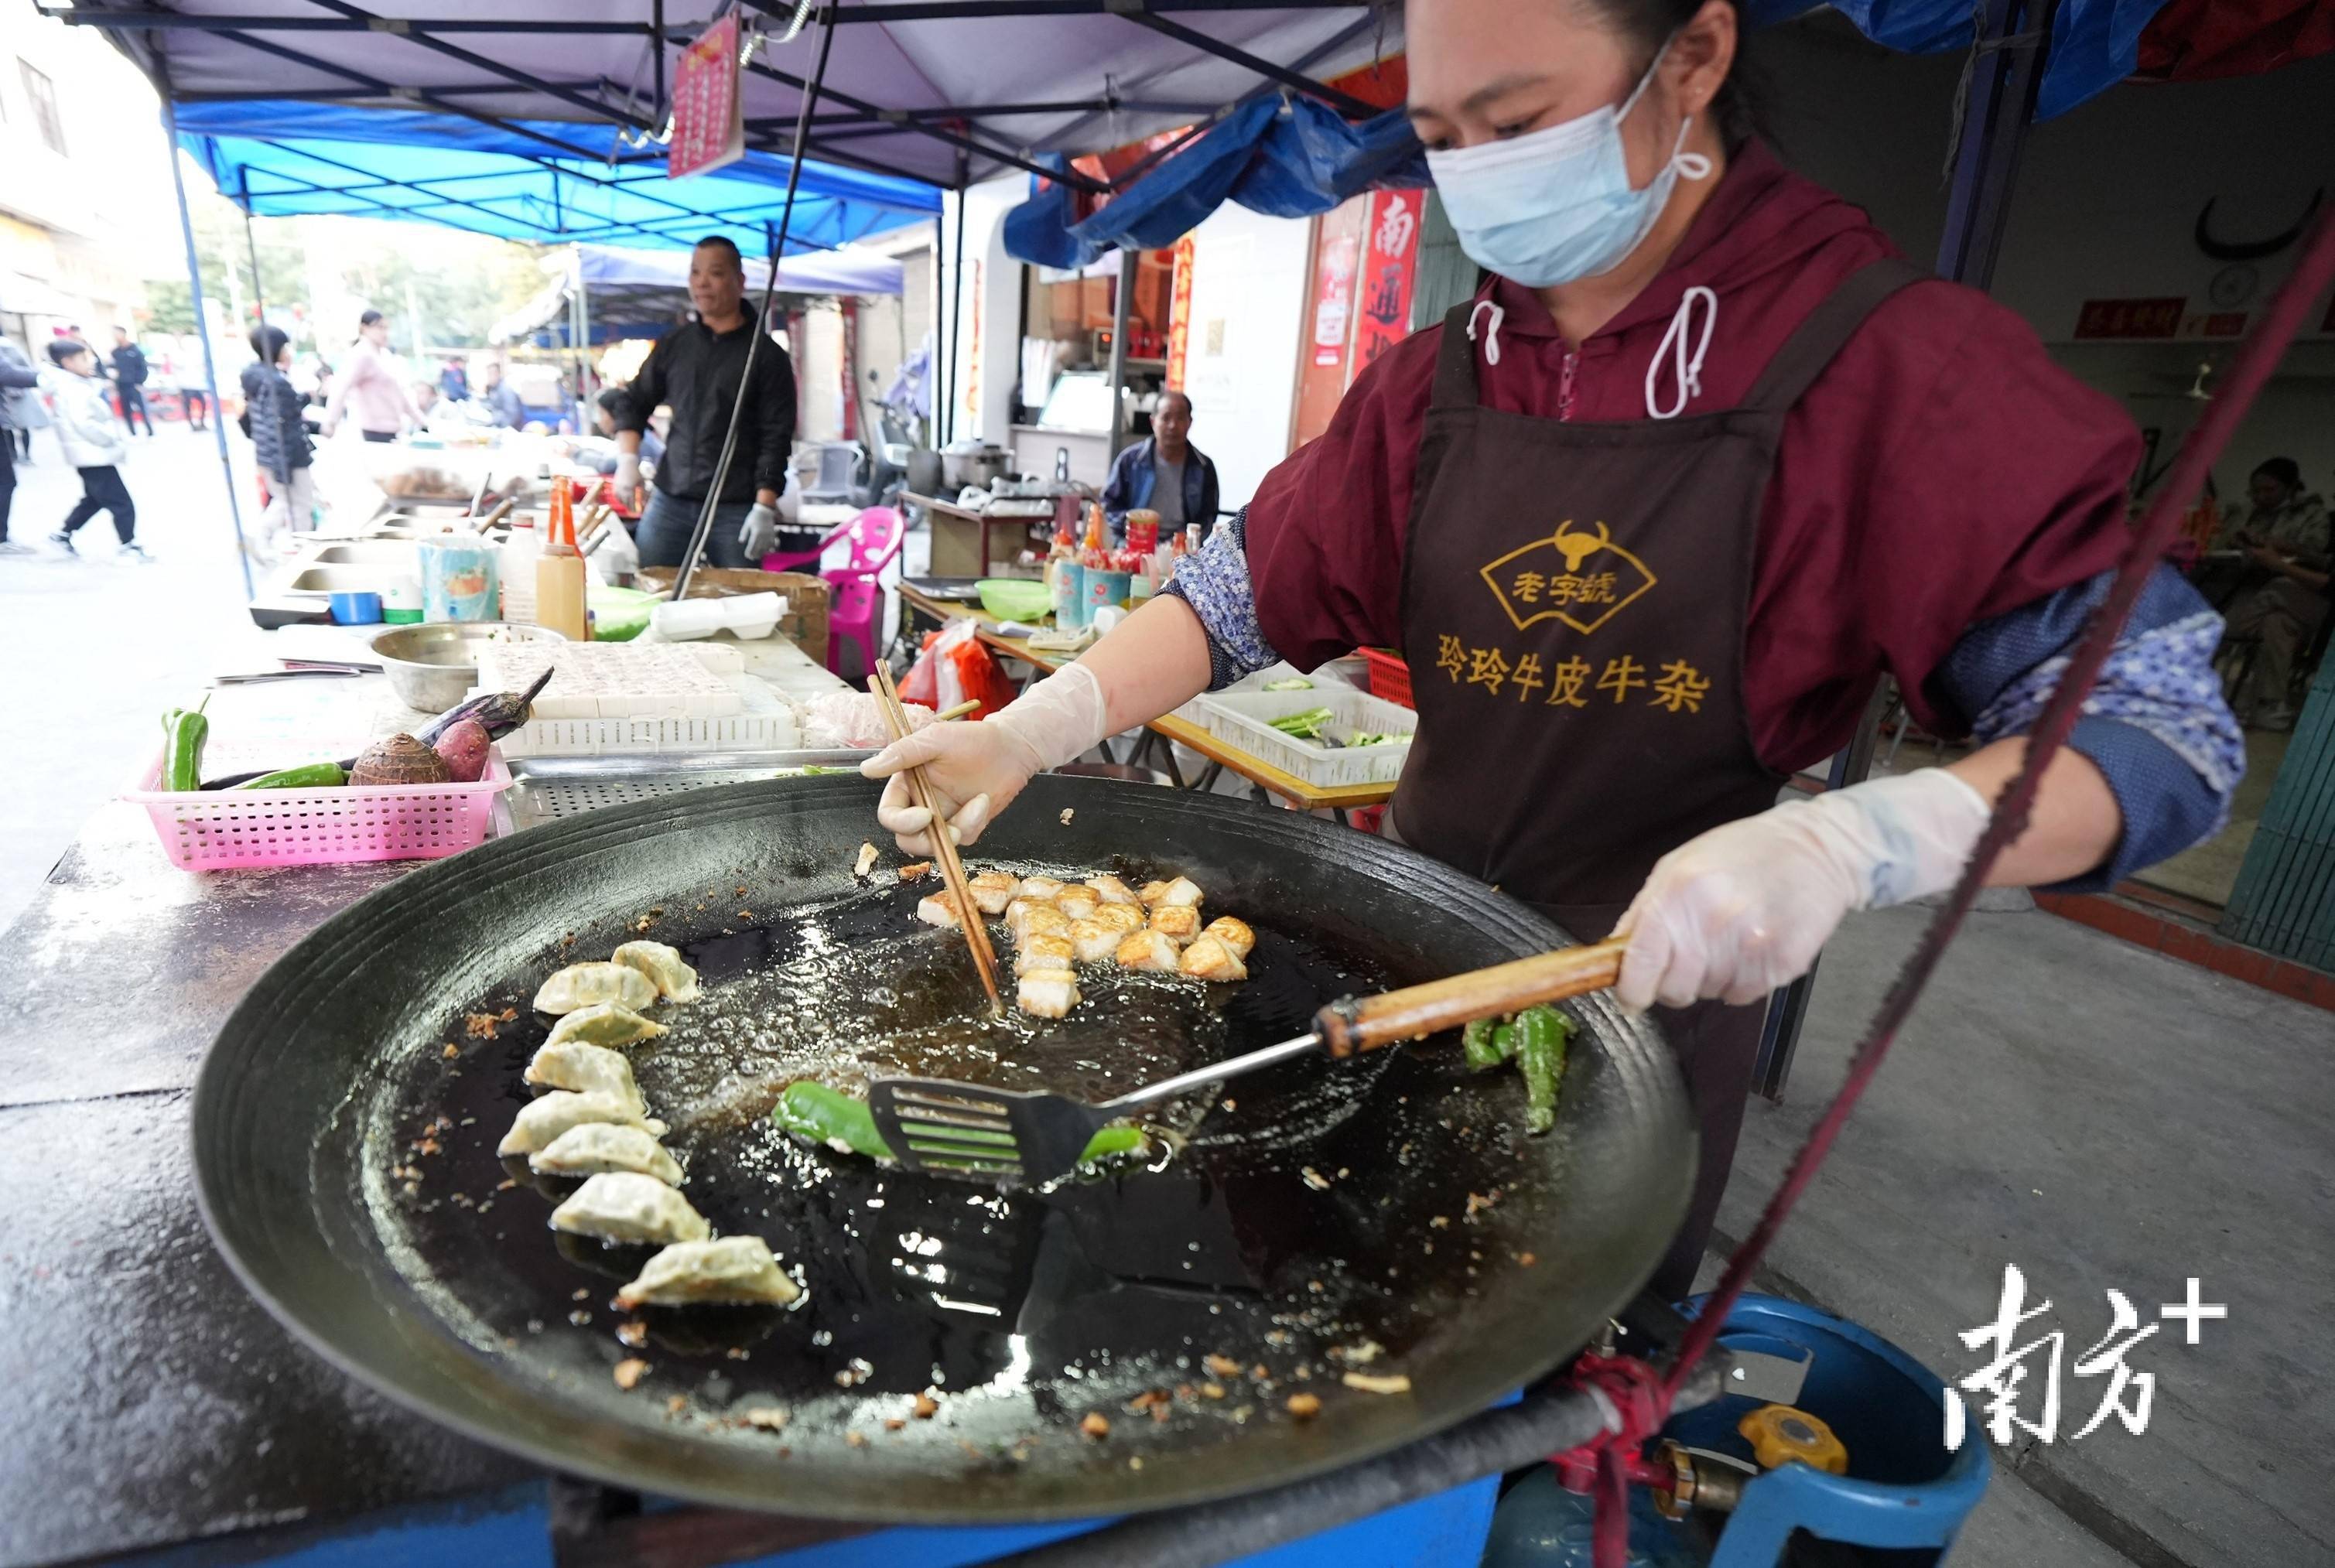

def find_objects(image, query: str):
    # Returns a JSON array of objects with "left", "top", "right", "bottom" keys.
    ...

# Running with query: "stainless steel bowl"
[{"left": 370, "top": 623, "right": 568, "bottom": 712}]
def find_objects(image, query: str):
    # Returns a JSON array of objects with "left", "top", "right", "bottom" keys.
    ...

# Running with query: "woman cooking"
[{"left": 867, "top": 0, "right": 2241, "bottom": 1297}]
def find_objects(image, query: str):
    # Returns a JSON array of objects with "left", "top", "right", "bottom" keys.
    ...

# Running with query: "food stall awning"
[
  {"left": 72, "top": 1, "right": 1401, "bottom": 193},
  {"left": 487, "top": 241, "right": 906, "bottom": 345},
  {"left": 176, "top": 99, "right": 938, "bottom": 253}
]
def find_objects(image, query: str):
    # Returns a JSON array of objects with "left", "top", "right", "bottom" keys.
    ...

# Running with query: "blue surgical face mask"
[{"left": 1425, "top": 48, "right": 1712, "bottom": 288}]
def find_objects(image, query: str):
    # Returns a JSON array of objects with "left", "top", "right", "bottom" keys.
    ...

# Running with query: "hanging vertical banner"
[
  {"left": 1311, "top": 221, "right": 1363, "bottom": 369},
  {"left": 1165, "top": 235, "right": 1196, "bottom": 392},
  {"left": 1288, "top": 196, "right": 1371, "bottom": 449},
  {"left": 669, "top": 11, "right": 745, "bottom": 180},
  {"left": 1354, "top": 188, "right": 1422, "bottom": 378},
  {"left": 965, "top": 259, "right": 983, "bottom": 427},
  {"left": 839, "top": 299, "right": 860, "bottom": 442}
]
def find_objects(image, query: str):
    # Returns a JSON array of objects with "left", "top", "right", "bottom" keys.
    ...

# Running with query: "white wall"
[
  {"left": 939, "top": 174, "right": 1025, "bottom": 450},
  {"left": 1178, "top": 202, "right": 1314, "bottom": 513}
]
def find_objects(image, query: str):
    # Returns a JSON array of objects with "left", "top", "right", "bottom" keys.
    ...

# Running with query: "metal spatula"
[{"left": 867, "top": 937, "right": 1628, "bottom": 1184}]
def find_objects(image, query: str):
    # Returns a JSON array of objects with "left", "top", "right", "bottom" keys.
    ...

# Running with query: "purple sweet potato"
[{"left": 432, "top": 717, "right": 492, "bottom": 783}]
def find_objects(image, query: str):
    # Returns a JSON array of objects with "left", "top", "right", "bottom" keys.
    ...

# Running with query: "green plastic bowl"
[{"left": 977, "top": 577, "right": 1053, "bottom": 622}]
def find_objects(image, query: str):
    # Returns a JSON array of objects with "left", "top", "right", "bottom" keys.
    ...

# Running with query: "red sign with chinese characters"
[
  {"left": 1165, "top": 235, "right": 1195, "bottom": 392},
  {"left": 1353, "top": 188, "right": 1422, "bottom": 378},
  {"left": 1311, "top": 226, "right": 1362, "bottom": 369},
  {"left": 669, "top": 12, "right": 744, "bottom": 180},
  {"left": 2072, "top": 297, "right": 2186, "bottom": 340}
]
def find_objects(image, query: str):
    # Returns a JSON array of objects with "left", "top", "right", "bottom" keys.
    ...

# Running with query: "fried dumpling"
[
  {"left": 1180, "top": 934, "right": 1250, "bottom": 982},
  {"left": 1055, "top": 885, "right": 1102, "bottom": 921},
  {"left": 1114, "top": 930, "right": 1182, "bottom": 972},
  {"left": 543, "top": 1002, "right": 668, "bottom": 1051},
  {"left": 525, "top": 1041, "right": 648, "bottom": 1114},
  {"left": 530, "top": 1122, "right": 685, "bottom": 1187},
  {"left": 1150, "top": 905, "right": 1202, "bottom": 945},
  {"left": 1085, "top": 875, "right": 1140, "bottom": 906},
  {"left": 967, "top": 871, "right": 1020, "bottom": 914},
  {"left": 612, "top": 941, "right": 701, "bottom": 1003},
  {"left": 1067, "top": 918, "right": 1121, "bottom": 962},
  {"left": 1017, "top": 968, "right": 1081, "bottom": 1019},
  {"left": 1140, "top": 876, "right": 1204, "bottom": 910},
  {"left": 1090, "top": 901, "right": 1146, "bottom": 934},
  {"left": 617, "top": 1237, "right": 798, "bottom": 1308},
  {"left": 1012, "top": 903, "right": 1071, "bottom": 945},
  {"left": 1014, "top": 875, "right": 1066, "bottom": 900},
  {"left": 533, "top": 962, "right": 658, "bottom": 1016},
  {"left": 917, "top": 891, "right": 969, "bottom": 928},
  {"left": 1014, "top": 934, "right": 1076, "bottom": 976},
  {"left": 549, "top": 1171, "right": 710, "bottom": 1246},
  {"left": 1202, "top": 917, "right": 1256, "bottom": 960},
  {"left": 497, "top": 1091, "right": 665, "bottom": 1156}
]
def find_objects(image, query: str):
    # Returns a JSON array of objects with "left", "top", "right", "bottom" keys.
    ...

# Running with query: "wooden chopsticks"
[{"left": 867, "top": 666, "right": 1004, "bottom": 1017}]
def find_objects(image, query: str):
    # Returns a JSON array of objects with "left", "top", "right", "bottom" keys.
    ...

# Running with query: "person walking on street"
[
  {"left": 109, "top": 326, "right": 154, "bottom": 436},
  {"left": 610, "top": 235, "right": 797, "bottom": 570},
  {"left": 178, "top": 356, "right": 210, "bottom": 432},
  {"left": 0, "top": 339, "right": 36, "bottom": 554},
  {"left": 322, "top": 309, "right": 421, "bottom": 443},
  {"left": 249, "top": 325, "right": 317, "bottom": 546},
  {"left": 43, "top": 338, "right": 147, "bottom": 560}
]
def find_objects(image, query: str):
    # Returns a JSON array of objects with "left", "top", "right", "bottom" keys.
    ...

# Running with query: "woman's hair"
[
  {"left": 359, "top": 308, "right": 385, "bottom": 329},
  {"left": 252, "top": 325, "right": 292, "bottom": 367},
  {"left": 46, "top": 337, "right": 90, "bottom": 366},
  {"left": 1578, "top": 0, "right": 1761, "bottom": 145},
  {"left": 2253, "top": 457, "right": 2303, "bottom": 491}
]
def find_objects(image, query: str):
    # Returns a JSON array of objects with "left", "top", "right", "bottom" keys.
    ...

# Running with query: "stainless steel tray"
[{"left": 501, "top": 750, "right": 875, "bottom": 832}]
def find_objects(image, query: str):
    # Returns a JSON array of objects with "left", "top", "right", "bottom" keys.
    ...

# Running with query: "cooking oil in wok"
[{"left": 361, "top": 867, "right": 1564, "bottom": 1464}]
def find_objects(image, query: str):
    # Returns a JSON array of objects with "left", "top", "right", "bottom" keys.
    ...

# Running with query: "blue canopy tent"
[
  {"left": 491, "top": 242, "right": 907, "bottom": 349},
  {"left": 176, "top": 100, "right": 938, "bottom": 255}
]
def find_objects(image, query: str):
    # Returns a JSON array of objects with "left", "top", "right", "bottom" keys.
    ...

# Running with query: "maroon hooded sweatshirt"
[{"left": 1244, "top": 141, "right": 2139, "bottom": 770}]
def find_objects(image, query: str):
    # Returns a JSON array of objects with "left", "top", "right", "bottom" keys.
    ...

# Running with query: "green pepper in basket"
[
  {"left": 161, "top": 695, "right": 212, "bottom": 792},
  {"left": 232, "top": 762, "right": 348, "bottom": 791}
]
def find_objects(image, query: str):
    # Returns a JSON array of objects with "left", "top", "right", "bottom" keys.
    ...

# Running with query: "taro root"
[{"left": 350, "top": 733, "right": 452, "bottom": 787}]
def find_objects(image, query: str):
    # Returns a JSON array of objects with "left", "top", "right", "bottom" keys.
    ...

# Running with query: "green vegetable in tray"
[
  {"left": 161, "top": 695, "right": 211, "bottom": 792},
  {"left": 1461, "top": 1004, "right": 1572, "bottom": 1135},
  {"left": 1262, "top": 678, "right": 1314, "bottom": 692},
  {"left": 231, "top": 761, "right": 348, "bottom": 791},
  {"left": 772, "top": 1081, "right": 1144, "bottom": 1167},
  {"left": 1268, "top": 706, "right": 1336, "bottom": 740}
]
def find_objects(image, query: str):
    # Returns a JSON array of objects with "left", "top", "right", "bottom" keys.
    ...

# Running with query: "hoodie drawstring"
[
  {"left": 1467, "top": 299, "right": 1506, "bottom": 367},
  {"left": 1646, "top": 285, "right": 1717, "bottom": 420}
]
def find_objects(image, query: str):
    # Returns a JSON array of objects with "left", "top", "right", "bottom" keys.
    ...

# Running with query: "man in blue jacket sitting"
[{"left": 1100, "top": 391, "right": 1218, "bottom": 546}]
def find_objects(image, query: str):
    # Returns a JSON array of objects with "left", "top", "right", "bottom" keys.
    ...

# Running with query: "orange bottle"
[{"left": 535, "top": 487, "right": 589, "bottom": 642}]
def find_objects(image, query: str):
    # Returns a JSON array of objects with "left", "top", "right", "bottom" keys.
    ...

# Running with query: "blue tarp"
[
  {"left": 177, "top": 100, "right": 938, "bottom": 255},
  {"left": 1004, "top": 97, "right": 1427, "bottom": 269},
  {"left": 1004, "top": 0, "right": 2170, "bottom": 265},
  {"left": 1747, "top": 0, "right": 2170, "bottom": 121}
]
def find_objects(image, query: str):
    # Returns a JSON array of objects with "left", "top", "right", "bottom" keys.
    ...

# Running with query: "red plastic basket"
[{"left": 1362, "top": 647, "right": 1413, "bottom": 709}]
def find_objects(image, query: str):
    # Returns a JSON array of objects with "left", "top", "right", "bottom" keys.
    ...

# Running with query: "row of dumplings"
[
  {"left": 494, "top": 941, "right": 798, "bottom": 1311},
  {"left": 917, "top": 871, "right": 1255, "bottom": 1019}
]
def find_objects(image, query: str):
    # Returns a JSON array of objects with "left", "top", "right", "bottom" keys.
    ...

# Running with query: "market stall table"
[
  {"left": 896, "top": 581, "right": 1397, "bottom": 824},
  {"left": 899, "top": 490, "right": 1046, "bottom": 579}
]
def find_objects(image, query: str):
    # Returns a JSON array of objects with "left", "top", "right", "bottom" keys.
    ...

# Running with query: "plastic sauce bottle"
[{"left": 535, "top": 489, "right": 590, "bottom": 642}]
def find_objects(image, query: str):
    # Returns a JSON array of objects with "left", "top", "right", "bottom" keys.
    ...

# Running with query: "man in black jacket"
[
  {"left": 610, "top": 236, "right": 795, "bottom": 570},
  {"left": 110, "top": 326, "right": 153, "bottom": 436}
]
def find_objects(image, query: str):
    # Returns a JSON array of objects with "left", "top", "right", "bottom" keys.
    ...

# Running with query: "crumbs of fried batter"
[
  {"left": 443, "top": 1043, "right": 460, "bottom": 1060},
  {"left": 899, "top": 860, "right": 932, "bottom": 880},
  {"left": 1285, "top": 1393, "right": 1322, "bottom": 1419},
  {"left": 1080, "top": 1413, "right": 1111, "bottom": 1440},
  {"left": 616, "top": 1319, "right": 648, "bottom": 1349},
  {"left": 913, "top": 1392, "right": 939, "bottom": 1419},
  {"left": 463, "top": 1013, "right": 502, "bottom": 1040},
  {"left": 613, "top": 1358, "right": 648, "bottom": 1390},
  {"left": 1204, "top": 1353, "right": 1242, "bottom": 1378}
]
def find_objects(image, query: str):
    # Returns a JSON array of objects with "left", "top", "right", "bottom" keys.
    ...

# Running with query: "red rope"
[{"left": 1574, "top": 204, "right": 2335, "bottom": 1568}]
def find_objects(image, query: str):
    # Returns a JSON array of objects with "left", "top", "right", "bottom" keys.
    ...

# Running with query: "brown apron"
[{"left": 1393, "top": 260, "right": 1922, "bottom": 1297}]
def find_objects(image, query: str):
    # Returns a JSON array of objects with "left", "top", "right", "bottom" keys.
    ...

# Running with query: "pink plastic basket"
[{"left": 126, "top": 750, "right": 511, "bottom": 870}]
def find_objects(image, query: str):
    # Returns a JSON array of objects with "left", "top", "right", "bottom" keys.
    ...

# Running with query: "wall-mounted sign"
[
  {"left": 1353, "top": 189, "right": 1422, "bottom": 379},
  {"left": 2073, "top": 297, "right": 2186, "bottom": 340},
  {"left": 1165, "top": 235, "right": 1196, "bottom": 392},
  {"left": 669, "top": 12, "right": 744, "bottom": 180}
]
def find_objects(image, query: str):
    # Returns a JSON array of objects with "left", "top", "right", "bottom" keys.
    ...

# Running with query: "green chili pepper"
[
  {"left": 161, "top": 695, "right": 212, "bottom": 792},
  {"left": 231, "top": 761, "right": 347, "bottom": 791},
  {"left": 1513, "top": 1006, "right": 1571, "bottom": 1137},
  {"left": 1462, "top": 1018, "right": 1506, "bottom": 1071},
  {"left": 773, "top": 1081, "right": 1144, "bottom": 1167},
  {"left": 1492, "top": 1021, "right": 1518, "bottom": 1063}
]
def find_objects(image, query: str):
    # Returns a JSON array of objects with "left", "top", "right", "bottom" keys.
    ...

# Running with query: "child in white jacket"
[{"left": 44, "top": 338, "right": 145, "bottom": 561}]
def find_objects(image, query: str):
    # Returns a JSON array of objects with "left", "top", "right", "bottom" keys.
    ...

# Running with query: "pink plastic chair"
[{"left": 816, "top": 507, "right": 904, "bottom": 679}]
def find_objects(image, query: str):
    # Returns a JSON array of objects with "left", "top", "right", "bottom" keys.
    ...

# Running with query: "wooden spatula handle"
[{"left": 1315, "top": 938, "right": 1628, "bottom": 1057}]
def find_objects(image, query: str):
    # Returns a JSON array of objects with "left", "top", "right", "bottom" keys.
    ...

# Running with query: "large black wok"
[{"left": 193, "top": 775, "right": 1692, "bottom": 1522}]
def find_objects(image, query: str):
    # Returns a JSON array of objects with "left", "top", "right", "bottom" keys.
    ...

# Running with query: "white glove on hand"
[
  {"left": 1612, "top": 770, "right": 1992, "bottom": 1012},
  {"left": 738, "top": 502, "right": 779, "bottom": 562},
  {"left": 614, "top": 453, "right": 642, "bottom": 506},
  {"left": 860, "top": 663, "right": 1109, "bottom": 854}
]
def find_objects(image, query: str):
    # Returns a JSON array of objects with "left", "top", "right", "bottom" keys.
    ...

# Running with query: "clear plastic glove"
[
  {"left": 860, "top": 663, "right": 1108, "bottom": 854},
  {"left": 738, "top": 501, "right": 778, "bottom": 562},
  {"left": 614, "top": 453, "right": 642, "bottom": 508},
  {"left": 1612, "top": 770, "right": 1991, "bottom": 1011}
]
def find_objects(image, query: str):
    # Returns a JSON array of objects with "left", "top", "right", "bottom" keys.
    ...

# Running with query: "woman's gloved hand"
[
  {"left": 1611, "top": 770, "right": 1992, "bottom": 1010},
  {"left": 860, "top": 663, "right": 1109, "bottom": 855}
]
